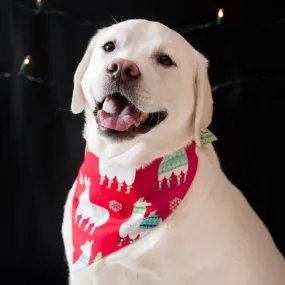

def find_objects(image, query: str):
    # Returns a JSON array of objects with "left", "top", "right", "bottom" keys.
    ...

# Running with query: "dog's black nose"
[{"left": 107, "top": 58, "right": 140, "bottom": 82}]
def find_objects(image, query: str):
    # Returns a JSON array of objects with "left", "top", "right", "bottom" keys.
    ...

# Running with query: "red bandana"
[{"left": 71, "top": 143, "right": 198, "bottom": 270}]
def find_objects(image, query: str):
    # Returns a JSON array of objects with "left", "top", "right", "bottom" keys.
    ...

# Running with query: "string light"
[
  {"left": 16, "top": 2, "right": 285, "bottom": 32},
  {"left": 19, "top": 55, "right": 31, "bottom": 74},
  {"left": 217, "top": 9, "right": 224, "bottom": 25},
  {"left": 0, "top": 2, "right": 280, "bottom": 92}
]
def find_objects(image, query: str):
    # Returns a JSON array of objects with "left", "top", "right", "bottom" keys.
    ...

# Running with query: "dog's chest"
[
  {"left": 70, "top": 146, "right": 198, "bottom": 271},
  {"left": 75, "top": 201, "right": 238, "bottom": 285},
  {"left": 73, "top": 211, "right": 190, "bottom": 285}
]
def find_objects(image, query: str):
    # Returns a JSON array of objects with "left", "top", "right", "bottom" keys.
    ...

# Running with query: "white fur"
[{"left": 62, "top": 19, "right": 285, "bottom": 285}]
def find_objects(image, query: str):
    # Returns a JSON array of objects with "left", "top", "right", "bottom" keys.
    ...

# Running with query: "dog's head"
[{"left": 71, "top": 19, "right": 213, "bottom": 166}]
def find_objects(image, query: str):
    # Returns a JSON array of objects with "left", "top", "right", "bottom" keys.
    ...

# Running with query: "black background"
[{"left": 0, "top": 0, "right": 284, "bottom": 284}]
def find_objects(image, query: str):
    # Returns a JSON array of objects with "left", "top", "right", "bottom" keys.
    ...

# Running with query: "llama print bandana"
[{"left": 71, "top": 129, "right": 217, "bottom": 270}]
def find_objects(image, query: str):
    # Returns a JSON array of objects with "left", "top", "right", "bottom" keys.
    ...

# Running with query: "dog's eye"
[
  {"left": 103, "top": 42, "right": 115, "bottom": 52},
  {"left": 157, "top": 55, "right": 174, "bottom": 66}
]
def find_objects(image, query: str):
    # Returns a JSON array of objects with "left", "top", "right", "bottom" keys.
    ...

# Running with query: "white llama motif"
[
  {"left": 79, "top": 171, "right": 84, "bottom": 185},
  {"left": 75, "top": 175, "right": 110, "bottom": 235},
  {"left": 99, "top": 157, "right": 136, "bottom": 194},
  {"left": 118, "top": 198, "right": 152, "bottom": 246},
  {"left": 158, "top": 148, "right": 189, "bottom": 190},
  {"left": 73, "top": 240, "right": 94, "bottom": 270}
]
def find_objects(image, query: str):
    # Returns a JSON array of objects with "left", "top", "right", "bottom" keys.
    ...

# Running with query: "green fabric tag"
[{"left": 200, "top": 128, "right": 218, "bottom": 145}]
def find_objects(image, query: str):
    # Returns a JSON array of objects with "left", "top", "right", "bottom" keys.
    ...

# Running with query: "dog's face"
[{"left": 71, "top": 19, "right": 213, "bottom": 166}]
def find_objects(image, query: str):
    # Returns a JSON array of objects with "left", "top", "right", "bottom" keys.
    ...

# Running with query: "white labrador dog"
[{"left": 62, "top": 19, "right": 285, "bottom": 285}]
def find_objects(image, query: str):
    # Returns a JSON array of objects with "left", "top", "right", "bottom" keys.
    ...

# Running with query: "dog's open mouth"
[{"left": 94, "top": 93, "right": 166, "bottom": 138}]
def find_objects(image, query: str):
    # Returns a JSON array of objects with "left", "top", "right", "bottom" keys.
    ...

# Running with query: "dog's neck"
[
  {"left": 83, "top": 108, "right": 200, "bottom": 168},
  {"left": 83, "top": 110, "right": 217, "bottom": 168},
  {"left": 84, "top": 134, "right": 195, "bottom": 169}
]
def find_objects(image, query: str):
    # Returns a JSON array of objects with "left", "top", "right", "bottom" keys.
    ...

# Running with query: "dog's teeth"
[
  {"left": 140, "top": 112, "right": 149, "bottom": 123},
  {"left": 102, "top": 95, "right": 112, "bottom": 112},
  {"left": 103, "top": 96, "right": 111, "bottom": 111}
]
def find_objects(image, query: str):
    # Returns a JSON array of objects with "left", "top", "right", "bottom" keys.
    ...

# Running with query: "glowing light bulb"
[
  {"left": 218, "top": 9, "right": 224, "bottom": 18},
  {"left": 24, "top": 56, "right": 30, "bottom": 65},
  {"left": 19, "top": 55, "right": 31, "bottom": 73},
  {"left": 217, "top": 8, "right": 224, "bottom": 25}
]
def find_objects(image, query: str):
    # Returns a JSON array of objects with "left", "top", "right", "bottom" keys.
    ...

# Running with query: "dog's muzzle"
[{"left": 93, "top": 58, "right": 167, "bottom": 140}]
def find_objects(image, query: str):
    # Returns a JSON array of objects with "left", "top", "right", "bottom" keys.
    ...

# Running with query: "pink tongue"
[{"left": 97, "top": 95, "right": 141, "bottom": 131}]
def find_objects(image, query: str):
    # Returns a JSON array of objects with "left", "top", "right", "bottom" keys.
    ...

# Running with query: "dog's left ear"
[
  {"left": 71, "top": 35, "right": 97, "bottom": 114},
  {"left": 193, "top": 54, "right": 213, "bottom": 146}
]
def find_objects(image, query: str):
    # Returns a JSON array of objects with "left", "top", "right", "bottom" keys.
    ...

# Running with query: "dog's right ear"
[
  {"left": 193, "top": 54, "right": 213, "bottom": 146},
  {"left": 71, "top": 36, "right": 97, "bottom": 114}
]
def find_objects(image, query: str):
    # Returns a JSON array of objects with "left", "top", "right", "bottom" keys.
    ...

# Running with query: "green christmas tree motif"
[{"left": 93, "top": 252, "right": 103, "bottom": 263}]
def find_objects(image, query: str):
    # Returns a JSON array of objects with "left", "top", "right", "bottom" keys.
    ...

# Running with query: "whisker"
[
  {"left": 58, "top": 108, "right": 72, "bottom": 112},
  {"left": 149, "top": 113, "right": 155, "bottom": 125},
  {"left": 110, "top": 15, "right": 118, "bottom": 24},
  {"left": 156, "top": 112, "right": 161, "bottom": 127}
]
